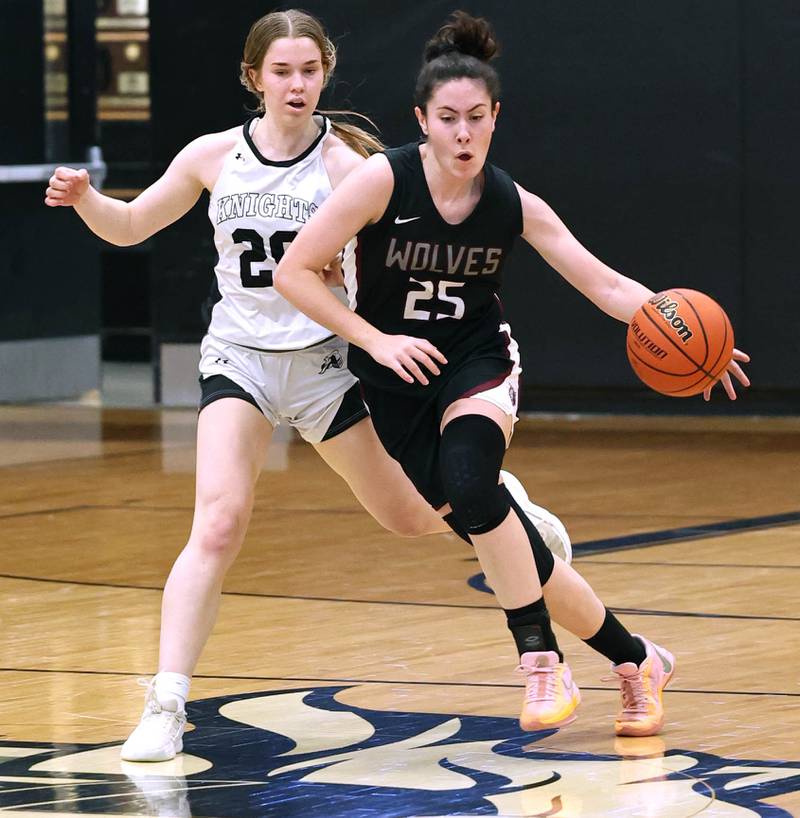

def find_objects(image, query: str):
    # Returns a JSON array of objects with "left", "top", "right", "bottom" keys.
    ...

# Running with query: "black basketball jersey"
[{"left": 344, "top": 141, "right": 524, "bottom": 394}]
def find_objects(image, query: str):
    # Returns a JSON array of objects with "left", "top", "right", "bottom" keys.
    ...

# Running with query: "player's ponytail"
[
  {"left": 415, "top": 11, "right": 501, "bottom": 110},
  {"left": 321, "top": 111, "right": 384, "bottom": 158}
]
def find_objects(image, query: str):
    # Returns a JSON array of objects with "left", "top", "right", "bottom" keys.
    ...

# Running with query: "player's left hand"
[{"left": 703, "top": 348, "right": 750, "bottom": 401}]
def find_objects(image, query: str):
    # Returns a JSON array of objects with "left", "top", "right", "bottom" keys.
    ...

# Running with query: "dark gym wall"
[
  {"left": 0, "top": 1, "right": 101, "bottom": 344},
  {"left": 1, "top": 0, "right": 45, "bottom": 164},
  {"left": 741, "top": 2, "right": 800, "bottom": 389},
  {"left": 148, "top": 1, "right": 799, "bottom": 400}
]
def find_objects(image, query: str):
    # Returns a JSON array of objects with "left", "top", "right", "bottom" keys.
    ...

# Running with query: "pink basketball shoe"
[
  {"left": 609, "top": 636, "right": 675, "bottom": 737},
  {"left": 518, "top": 651, "right": 581, "bottom": 731}
]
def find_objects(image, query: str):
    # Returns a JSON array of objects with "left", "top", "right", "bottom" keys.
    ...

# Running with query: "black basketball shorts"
[{"left": 360, "top": 350, "right": 520, "bottom": 509}]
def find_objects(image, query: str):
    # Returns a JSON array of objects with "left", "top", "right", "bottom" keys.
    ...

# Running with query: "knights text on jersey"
[
  {"left": 206, "top": 114, "right": 350, "bottom": 351},
  {"left": 343, "top": 141, "right": 524, "bottom": 394}
]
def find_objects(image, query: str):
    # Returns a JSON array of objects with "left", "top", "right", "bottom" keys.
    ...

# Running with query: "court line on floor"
[
  {"left": 10, "top": 502, "right": 799, "bottom": 526},
  {"left": 464, "top": 556, "right": 800, "bottom": 570},
  {"left": 4, "top": 505, "right": 797, "bottom": 539},
  {"left": 0, "top": 667, "right": 797, "bottom": 698},
  {"left": 1, "top": 572, "right": 797, "bottom": 622},
  {"left": 571, "top": 510, "right": 800, "bottom": 555},
  {"left": 0, "top": 504, "right": 722, "bottom": 520},
  {"left": 0, "top": 504, "right": 368, "bottom": 521},
  {"left": 578, "top": 560, "right": 800, "bottom": 569}
]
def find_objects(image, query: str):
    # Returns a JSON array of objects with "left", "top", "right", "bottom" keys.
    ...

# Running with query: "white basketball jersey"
[{"left": 207, "top": 114, "right": 350, "bottom": 350}]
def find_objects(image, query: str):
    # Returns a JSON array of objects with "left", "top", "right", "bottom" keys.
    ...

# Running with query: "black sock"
[
  {"left": 583, "top": 609, "right": 646, "bottom": 666},
  {"left": 505, "top": 598, "right": 562, "bottom": 660}
]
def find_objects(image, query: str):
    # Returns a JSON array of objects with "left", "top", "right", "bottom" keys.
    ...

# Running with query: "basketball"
[{"left": 626, "top": 289, "right": 734, "bottom": 396}]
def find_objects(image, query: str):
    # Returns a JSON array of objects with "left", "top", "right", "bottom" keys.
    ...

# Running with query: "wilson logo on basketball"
[{"left": 647, "top": 293, "right": 694, "bottom": 342}]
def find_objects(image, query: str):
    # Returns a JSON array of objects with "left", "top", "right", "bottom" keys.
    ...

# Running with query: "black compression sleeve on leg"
[
  {"left": 501, "top": 485, "right": 556, "bottom": 585},
  {"left": 506, "top": 598, "right": 562, "bottom": 659},
  {"left": 439, "top": 415, "right": 509, "bottom": 535},
  {"left": 443, "top": 511, "right": 472, "bottom": 544}
]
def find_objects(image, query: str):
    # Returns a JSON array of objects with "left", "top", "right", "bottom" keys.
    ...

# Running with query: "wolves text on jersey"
[
  {"left": 386, "top": 238, "right": 503, "bottom": 276},
  {"left": 216, "top": 192, "right": 318, "bottom": 226}
]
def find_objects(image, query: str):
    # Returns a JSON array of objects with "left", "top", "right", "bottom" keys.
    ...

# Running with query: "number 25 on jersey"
[{"left": 403, "top": 278, "right": 466, "bottom": 320}]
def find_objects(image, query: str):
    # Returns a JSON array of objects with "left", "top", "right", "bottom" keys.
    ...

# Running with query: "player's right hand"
[
  {"left": 368, "top": 333, "right": 447, "bottom": 385},
  {"left": 44, "top": 167, "right": 90, "bottom": 207}
]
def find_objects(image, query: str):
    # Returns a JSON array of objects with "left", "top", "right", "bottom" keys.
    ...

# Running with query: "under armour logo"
[
  {"left": 214, "top": 357, "right": 230, "bottom": 365},
  {"left": 235, "top": 152, "right": 244, "bottom": 161},
  {"left": 319, "top": 350, "right": 344, "bottom": 374}
]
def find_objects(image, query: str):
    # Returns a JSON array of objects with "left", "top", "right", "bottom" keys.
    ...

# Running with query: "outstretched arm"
[
  {"left": 274, "top": 155, "right": 446, "bottom": 384},
  {"left": 516, "top": 183, "right": 652, "bottom": 322},
  {"left": 517, "top": 183, "right": 749, "bottom": 398},
  {"left": 44, "top": 133, "right": 222, "bottom": 246}
]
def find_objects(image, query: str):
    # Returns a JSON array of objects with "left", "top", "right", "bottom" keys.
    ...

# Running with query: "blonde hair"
[{"left": 240, "top": 9, "right": 383, "bottom": 158}]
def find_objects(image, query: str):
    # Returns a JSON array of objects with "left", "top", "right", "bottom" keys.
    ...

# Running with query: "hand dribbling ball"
[{"left": 627, "top": 289, "right": 734, "bottom": 397}]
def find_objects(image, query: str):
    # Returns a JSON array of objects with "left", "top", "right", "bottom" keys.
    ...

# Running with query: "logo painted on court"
[{"left": 1, "top": 687, "right": 798, "bottom": 816}]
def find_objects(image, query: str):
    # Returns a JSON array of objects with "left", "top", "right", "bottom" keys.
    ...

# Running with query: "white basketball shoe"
[
  {"left": 120, "top": 678, "right": 187, "bottom": 762},
  {"left": 500, "top": 470, "right": 573, "bottom": 564}
]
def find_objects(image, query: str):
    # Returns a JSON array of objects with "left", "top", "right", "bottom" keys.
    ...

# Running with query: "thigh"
[
  {"left": 440, "top": 397, "right": 514, "bottom": 444},
  {"left": 314, "top": 416, "right": 444, "bottom": 534},
  {"left": 359, "top": 382, "right": 447, "bottom": 509},
  {"left": 194, "top": 398, "right": 273, "bottom": 511}
]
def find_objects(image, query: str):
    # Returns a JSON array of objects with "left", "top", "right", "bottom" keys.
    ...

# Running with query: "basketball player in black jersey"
[{"left": 275, "top": 12, "right": 749, "bottom": 735}]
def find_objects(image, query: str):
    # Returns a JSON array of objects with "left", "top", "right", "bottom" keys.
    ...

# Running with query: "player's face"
[
  {"left": 251, "top": 36, "right": 325, "bottom": 122},
  {"left": 415, "top": 78, "right": 499, "bottom": 178}
]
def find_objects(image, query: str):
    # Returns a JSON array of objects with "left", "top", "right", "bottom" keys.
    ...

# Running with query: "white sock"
[{"left": 154, "top": 671, "right": 191, "bottom": 712}]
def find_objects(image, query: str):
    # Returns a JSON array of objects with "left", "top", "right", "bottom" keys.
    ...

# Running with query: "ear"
[
  {"left": 248, "top": 66, "right": 263, "bottom": 94},
  {"left": 414, "top": 105, "right": 428, "bottom": 136},
  {"left": 491, "top": 100, "right": 500, "bottom": 132}
]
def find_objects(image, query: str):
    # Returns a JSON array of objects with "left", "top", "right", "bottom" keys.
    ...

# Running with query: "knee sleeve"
[
  {"left": 439, "top": 415, "right": 509, "bottom": 535},
  {"left": 443, "top": 511, "right": 471, "bottom": 544},
  {"left": 502, "top": 484, "right": 555, "bottom": 585}
]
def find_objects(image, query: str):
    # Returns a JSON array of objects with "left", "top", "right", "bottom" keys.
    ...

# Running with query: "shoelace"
[
  {"left": 136, "top": 677, "right": 185, "bottom": 724},
  {"left": 517, "top": 663, "right": 558, "bottom": 703},
  {"left": 603, "top": 670, "right": 649, "bottom": 714},
  {"left": 136, "top": 677, "right": 164, "bottom": 715}
]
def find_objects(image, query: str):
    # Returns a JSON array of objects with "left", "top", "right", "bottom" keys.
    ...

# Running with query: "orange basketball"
[{"left": 626, "top": 289, "right": 734, "bottom": 397}]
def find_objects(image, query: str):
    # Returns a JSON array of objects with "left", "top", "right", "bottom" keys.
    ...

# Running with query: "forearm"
[
  {"left": 602, "top": 272, "right": 654, "bottom": 323},
  {"left": 520, "top": 188, "right": 654, "bottom": 324},
  {"left": 544, "top": 247, "right": 653, "bottom": 324},
  {"left": 274, "top": 267, "right": 381, "bottom": 350},
  {"left": 74, "top": 186, "right": 140, "bottom": 246}
]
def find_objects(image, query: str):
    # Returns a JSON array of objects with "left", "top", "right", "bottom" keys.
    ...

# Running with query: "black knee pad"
[
  {"left": 502, "top": 484, "right": 556, "bottom": 585},
  {"left": 443, "top": 511, "right": 471, "bottom": 544},
  {"left": 439, "top": 415, "right": 509, "bottom": 535}
]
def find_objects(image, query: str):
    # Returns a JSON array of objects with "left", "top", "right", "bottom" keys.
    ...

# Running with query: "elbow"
[
  {"left": 273, "top": 260, "right": 302, "bottom": 301},
  {"left": 272, "top": 263, "right": 288, "bottom": 296}
]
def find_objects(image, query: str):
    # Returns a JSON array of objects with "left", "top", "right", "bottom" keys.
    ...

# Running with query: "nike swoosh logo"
[
  {"left": 394, "top": 215, "right": 421, "bottom": 224},
  {"left": 654, "top": 646, "right": 673, "bottom": 674}
]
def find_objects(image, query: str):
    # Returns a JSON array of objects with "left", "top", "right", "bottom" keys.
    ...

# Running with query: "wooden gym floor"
[{"left": 0, "top": 403, "right": 798, "bottom": 817}]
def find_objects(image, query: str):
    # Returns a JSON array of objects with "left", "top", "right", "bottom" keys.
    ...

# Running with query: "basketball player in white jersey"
[{"left": 45, "top": 10, "right": 574, "bottom": 762}]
